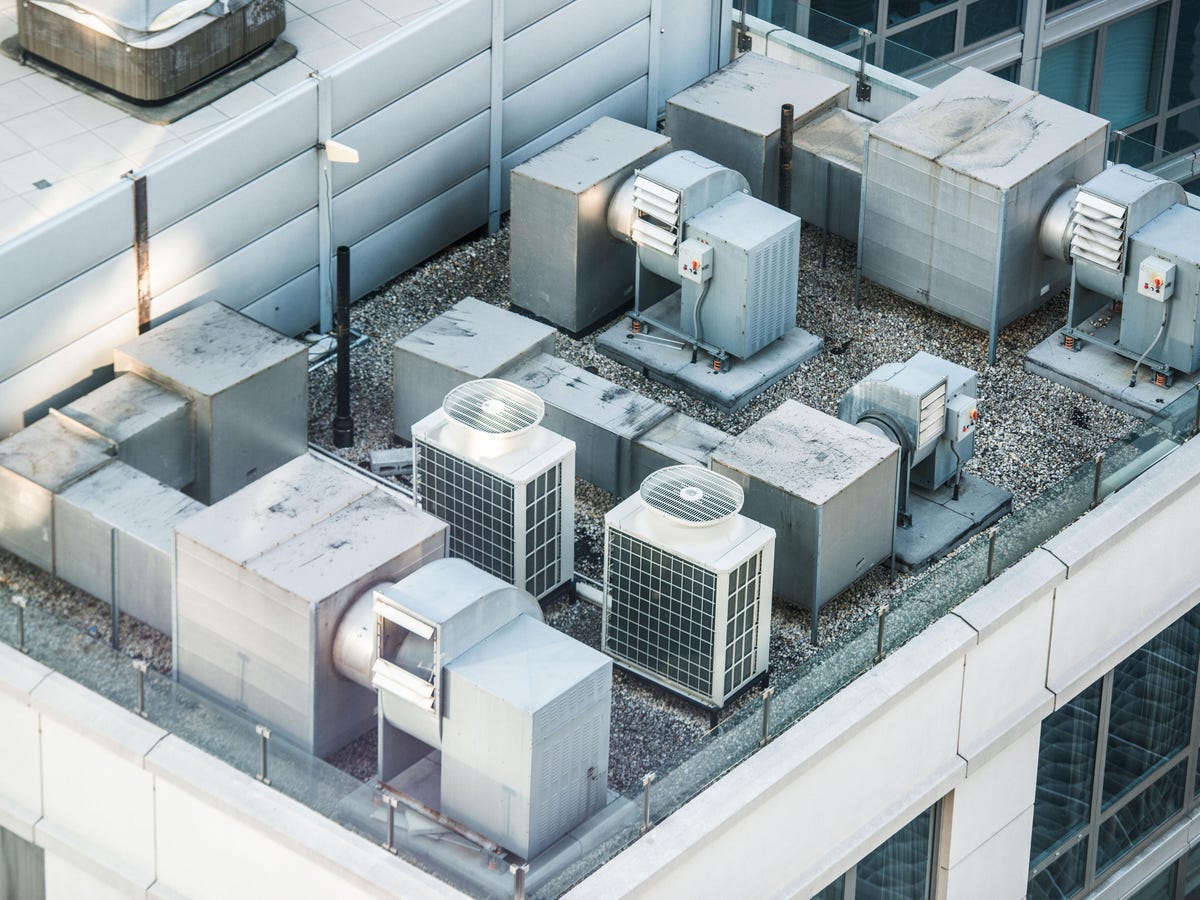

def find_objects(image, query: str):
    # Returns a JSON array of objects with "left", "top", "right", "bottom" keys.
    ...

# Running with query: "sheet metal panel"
[
  {"left": 0, "top": 250, "right": 136, "bottom": 384},
  {"left": 144, "top": 81, "right": 318, "bottom": 234},
  {"left": 0, "top": 180, "right": 132, "bottom": 319},
  {"left": 501, "top": 20, "right": 649, "bottom": 156},
  {"left": 332, "top": 113, "right": 490, "bottom": 248},
  {"left": 328, "top": 0, "right": 491, "bottom": 133},
  {"left": 240, "top": 268, "right": 320, "bottom": 337},
  {"left": 332, "top": 52, "right": 491, "bottom": 195},
  {"left": 504, "top": 0, "right": 571, "bottom": 35},
  {"left": 149, "top": 152, "right": 317, "bottom": 299},
  {"left": 503, "top": 0, "right": 646, "bottom": 97}
]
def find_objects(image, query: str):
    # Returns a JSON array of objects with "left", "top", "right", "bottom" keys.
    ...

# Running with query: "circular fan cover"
[
  {"left": 640, "top": 465, "right": 743, "bottom": 527},
  {"left": 443, "top": 379, "right": 544, "bottom": 436}
]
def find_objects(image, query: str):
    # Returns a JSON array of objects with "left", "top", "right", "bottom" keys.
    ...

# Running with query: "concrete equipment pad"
[
  {"left": 595, "top": 296, "right": 822, "bottom": 413},
  {"left": 895, "top": 474, "right": 1012, "bottom": 571},
  {"left": 1024, "top": 314, "right": 1199, "bottom": 419}
]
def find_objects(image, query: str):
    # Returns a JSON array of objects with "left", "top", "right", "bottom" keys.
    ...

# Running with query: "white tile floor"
[{"left": 0, "top": 0, "right": 443, "bottom": 244}]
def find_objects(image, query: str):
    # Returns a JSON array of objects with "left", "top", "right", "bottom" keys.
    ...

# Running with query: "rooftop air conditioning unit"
[
  {"left": 411, "top": 379, "right": 575, "bottom": 600},
  {"left": 602, "top": 465, "right": 774, "bottom": 710}
]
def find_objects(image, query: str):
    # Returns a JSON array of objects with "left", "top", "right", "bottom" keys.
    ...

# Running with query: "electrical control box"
[
  {"left": 1137, "top": 256, "right": 1176, "bottom": 301},
  {"left": 947, "top": 393, "right": 978, "bottom": 441},
  {"left": 678, "top": 239, "right": 713, "bottom": 284}
]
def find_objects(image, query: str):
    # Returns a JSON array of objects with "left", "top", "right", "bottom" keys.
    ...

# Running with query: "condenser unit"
[
  {"left": 411, "top": 379, "right": 575, "bottom": 601},
  {"left": 602, "top": 465, "right": 774, "bottom": 709}
]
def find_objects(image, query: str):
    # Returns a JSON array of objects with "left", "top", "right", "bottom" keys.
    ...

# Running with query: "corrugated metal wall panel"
[
  {"left": 0, "top": 182, "right": 132, "bottom": 320},
  {"left": 148, "top": 209, "right": 320, "bottom": 326},
  {"left": 345, "top": 171, "right": 489, "bottom": 300},
  {"left": 328, "top": 0, "right": 491, "bottom": 133},
  {"left": 332, "top": 113, "right": 489, "bottom": 248},
  {"left": 240, "top": 268, "right": 321, "bottom": 337},
  {"left": 0, "top": 251, "right": 136, "bottom": 384},
  {"left": 144, "top": 81, "right": 319, "bottom": 235},
  {"left": 0, "top": 311, "right": 134, "bottom": 438},
  {"left": 331, "top": 52, "right": 491, "bottom": 195},
  {"left": 148, "top": 152, "right": 317, "bottom": 298},
  {"left": 505, "top": 0, "right": 572, "bottom": 36},
  {"left": 503, "top": 0, "right": 647, "bottom": 96},
  {"left": 501, "top": 19, "right": 649, "bottom": 156}
]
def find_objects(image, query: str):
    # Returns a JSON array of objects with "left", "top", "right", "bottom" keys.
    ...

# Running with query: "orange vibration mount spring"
[
  {"left": 1155, "top": 372, "right": 1168, "bottom": 387},
  {"left": 631, "top": 319, "right": 642, "bottom": 334},
  {"left": 712, "top": 357, "right": 723, "bottom": 372},
  {"left": 1063, "top": 334, "right": 1076, "bottom": 350}
]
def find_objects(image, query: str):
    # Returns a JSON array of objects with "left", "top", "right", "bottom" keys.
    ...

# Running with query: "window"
[
  {"left": 1027, "top": 605, "right": 1200, "bottom": 898},
  {"left": 0, "top": 826, "right": 46, "bottom": 900},
  {"left": 816, "top": 805, "right": 939, "bottom": 898},
  {"left": 1040, "top": 32, "right": 1097, "bottom": 111},
  {"left": 1096, "top": 6, "right": 1168, "bottom": 130}
]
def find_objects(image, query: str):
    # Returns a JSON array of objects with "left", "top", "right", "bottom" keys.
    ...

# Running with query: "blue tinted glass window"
[
  {"left": 855, "top": 807, "right": 933, "bottom": 899},
  {"left": 1098, "top": 761, "right": 1187, "bottom": 875},
  {"left": 1170, "top": 0, "right": 1200, "bottom": 109},
  {"left": 964, "top": 0, "right": 1020, "bottom": 47},
  {"left": 1097, "top": 5, "right": 1168, "bottom": 129},
  {"left": 1028, "top": 838, "right": 1087, "bottom": 900},
  {"left": 1030, "top": 681, "right": 1101, "bottom": 866},
  {"left": 884, "top": 13, "right": 956, "bottom": 73},
  {"left": 1040, "top": 32, "right": 1097, "bottom": 111}
]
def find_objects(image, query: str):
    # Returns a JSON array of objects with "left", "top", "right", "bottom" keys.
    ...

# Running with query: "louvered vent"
[
  {"left": 630, "top": 174, "right": 681, "bottom": 255},
  {"left": 1070, "top": 191, "right": 1127, "bottom": 273},
  {"left": 917, "top": 382, "right": 947, "bottom": 452}
]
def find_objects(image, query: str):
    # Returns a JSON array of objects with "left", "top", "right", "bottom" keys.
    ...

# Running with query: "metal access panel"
[
  {"left": 175, "top": 454, "right": 448, "bottom": 756},
  {"left": 58, "top": 372, "right": 194, "bottom": 491},
  {"left": 792, "top": 108, "right": 870, "bottom": 241},
  {"left": 1120, "top": 205, "right": 1200, "bottom": 374},
  {"left": 114, "top": 302, "right": 308, "bottom": 504},
  {"left": 711, "top": 400, "right": 898, "bottom": 613},
  {"left": 393, "top": 298, "right": 557, "bottom": 440},
  {"left": 683, "top": 191, "right": 800, "bottom": 359},
  {"left": 665, "top": 52, "right": 848, "bottom": 209},
  {"left": 629, "top": 411, "right": 729, "bottom": 497},
  {"left": 53, "top": 461, "right": 203, "bottom": 635},
  {"left": 501, "top": 353, "right": 673, "bottom": 497},
  {"left": 863, "top": 68, "right": 1107, "bottom": 333},
  {"left": 0, "top": 415, "right": 115, "bottom": 571},
  {"left": 510, "top": 117, "right": 671, "bottom": 332},
  {"left": 441, "top": 615, "right": 612, "bottom": 860}
]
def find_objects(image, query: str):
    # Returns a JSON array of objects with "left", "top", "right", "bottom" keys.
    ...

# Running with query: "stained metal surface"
[
  {"left": 711, "top": 400, "right": 898, "bottom": 612},
  {"left": 792, "top": 107, "right": 870, "bottom": 241}
]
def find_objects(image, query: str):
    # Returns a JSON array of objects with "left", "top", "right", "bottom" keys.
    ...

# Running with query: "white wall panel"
[
  {"left": 0, "top": 182, "right": 132, "bottom": 318},
  {"left": 0, "top": 251, "right": 136, "bottom": 383},
  {"left": 149, "top": 209, "right": 319, "bottom": 326},
  {"left": 505, "top": 0, "right": 571, "bottom": 36},
  {"left": 332, "top": 113, "right": 489, "bottom": 247},
  {"left": 148, "top": 152, "right": 317, "bottom": 298},
  {"left": 43, "top": 852, "right": 137, "bottom": 900},
  {"left": 328, "top": 0, "right": 491, "bottom": 132},
  {"left": 144, "top": 81, "right": 318, "bottom": 234},
  {"left": 333, "top": 52, "right": 491, "bottom": 194},
  {"left": 501, "top": 20, "right": 650, "bottom": 155},
  {"left": 942, "top": 806, "right": 1034, "bottom": 900},
  {"left": 240, "top": 268, "right": 321, "bottom": 336},
  {"left": 503, "top": 0, "right": 647, "bottom": 96}
]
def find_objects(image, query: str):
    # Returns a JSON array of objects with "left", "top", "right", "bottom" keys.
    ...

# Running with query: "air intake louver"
[
  {"left": 1071, "top": 191, "right": 1127, "bottom": 272},
  {"left": 631, "top": 174, "right": 681, "bottom": 255},
  {"left": 917, "top": 383, "right": 947, "bottom": 453}
]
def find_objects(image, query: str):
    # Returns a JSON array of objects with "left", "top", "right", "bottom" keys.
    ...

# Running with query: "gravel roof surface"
[{"left": 0, "top": 217, "right": 1137, "bottom": 796}]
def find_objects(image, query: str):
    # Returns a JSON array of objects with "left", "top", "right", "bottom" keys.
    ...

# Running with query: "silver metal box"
[
  {"left": 58, "top": 372, "right": 194, "bottom": 491},
  {"left": 175, "top": 453, "right": 448, "bottom": 756},
  {"left": 0, "top": 415, "right": 114, "bottom": 570},
  {"left": 441, "top": 614, "right": 612, "bottom": 860},
  {"left": 501, "top": 353, "right": 673, "bottom": 497},
  {"left": 792, "top": 108, "right": 870, "bottom": 241},
  {"left": 711, "top": 400, "right": 898, "bottom": 618},
  {"left": 862, "top": 68, "right": 1107, "bottom": 339},
  {"left": 510, "top": 117, "right": 671, "bottom": 332},
  {"left": 393, "top": 298, "right": 556, "bottom": 441},
  {"left": 114, "top": 302, "right": 308, "bottom": 504},
  {"left": 53, "top": 462, "right": 203, "bottom": 634},
  {"left": 665, "top": 52, "right": 848, "bottom": 209},
  {"left": 629, "top": 412, "right": 729, "bottom": 496}
]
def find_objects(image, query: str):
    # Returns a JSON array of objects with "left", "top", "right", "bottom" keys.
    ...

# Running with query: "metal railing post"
[
  {"left": 641, "top": 772, "right": 656, "bottom": 834},
  {"left": 760, "top": 687, "right": 774, "bottom": 747},
  {"left": 256, "top": 724, "right": 271, "bottom": 785},
  {"left": 381, "top": 792, "right": 398, "bottom": 853},
  {"left": 1091, "top": 452, "right": 1105, "bottom": 509},
  {"left": 11, "top": 594, "right": 27, "bottom": 653},
  {"left": 874, "top": 603, "right": 890, "bottom": 663},
  {"left": 134, "top": 660, "right": 148, "bottom": 717},
  {"left": 510, "top": 862, "right": 529, "bottom": 900},
  {"left": 985, "top": 528, "right": 999, "bottom": 584}
]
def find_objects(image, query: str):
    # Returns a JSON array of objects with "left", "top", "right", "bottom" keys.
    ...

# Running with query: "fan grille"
[
  {"left": 443, "top": 379, "right": 544, "bottom": 435},
  {"left": 640, "top": 465, "right": 743, "bottom": 526}
]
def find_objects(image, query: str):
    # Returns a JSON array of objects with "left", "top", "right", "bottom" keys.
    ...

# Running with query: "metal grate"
[
  {"left": 1071, "top": 191, "right": 1127, "bottom": 273},
  {"left": 640, "top": 465, "right": 743, "bottom": 527},
  {"left": 524, "top": 464, "right": 562, "bottom": 598},
  {"left": 631, "top": 174, "right": 681, "bottom": 255},
  {"left": 605, "top": 529, "right": 717, "bottom": 696},
  {"left": 723, "top": 552, "right": 762, "bottom": 697},
  {"left": 745, "top": 226, "right": 798, "bottom": 355},
  {"left": 442, "top": 379, "right": 544, "bottom": 436},
  {"left": 414, "top": 439, "right": 515, "bottom": 583}
]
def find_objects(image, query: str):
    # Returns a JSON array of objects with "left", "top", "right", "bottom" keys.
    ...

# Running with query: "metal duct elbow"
[
  {"left": 332, "top": 582, "right": 397, "bottom": 688},
  {"left": 607, "top": 174, "right": 638, "bottom": 244},
  {"left": 1039, "top": 187, "right": 1076, "bottom": 263}
]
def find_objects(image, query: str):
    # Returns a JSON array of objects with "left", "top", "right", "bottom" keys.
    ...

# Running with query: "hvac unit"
[
  {"left": 607, "top": 151, "right": 801, "bottom": 364},
  {"left": 1046, "top": 165, "right": 1200, "bottom": 385},
  {"left": 839, "top": 352, "right": 979, "bottom": 525},
  {"left": 602, "top": 465, "right": 774, "bottom": 709},
  {"left": 366, "top": 559, "right": 612, "bottom": 861},
  {"left": 411, "top": 379, "right": 575, "bottom": 601}
]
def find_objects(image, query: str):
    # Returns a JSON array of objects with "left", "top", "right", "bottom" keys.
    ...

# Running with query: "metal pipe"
[
  {"left": 1129, "top": 303, "right": 1169, "bottom": 387},
  {"left": 691, "top": 282, "right": 710, "bottom": 364},
  {"left": 1091, "top": 451, "right": 1105, "bottom": 509},
  {"left": 949, "top": 440, "right": 962, "bottom": 502},
  {"left": 332, "top": 245, "right": 355, "bottom": 449},
  {"left": 987, "top": 189, "right": 1010, "bottom": 366},
  {"left": 778, "top": 104, "right": 793, "bottom": 212},
  {"left": 760, "top": 686, "right": 774, "bottom": 747},
  {"left": 377, "top": 782, "right": 508, "bottom": 855},
  {"left": 855, "top": 29, "right": 872, "bottom": 102},
  {"left": 641, "top": 772, "right": 656, "bottom": 834}
]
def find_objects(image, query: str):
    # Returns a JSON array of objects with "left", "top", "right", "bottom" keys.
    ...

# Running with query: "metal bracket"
[{"left": 855, "top": 29, "right": 873, "bottom": 102}]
